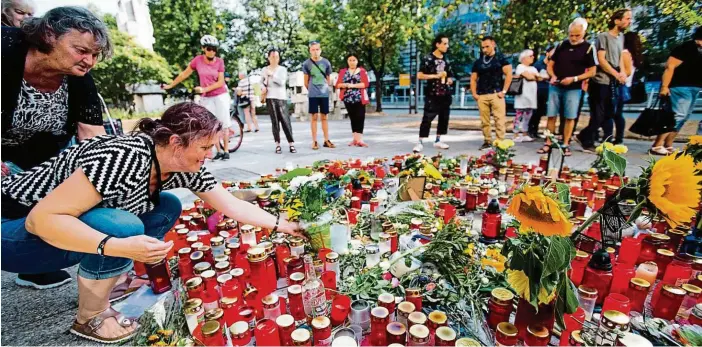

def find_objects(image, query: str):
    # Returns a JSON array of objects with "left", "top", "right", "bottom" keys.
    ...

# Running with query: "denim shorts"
[
  {"left": 546, "top": 85, "right": 582, "bottom": 120},
  {"left": 669, "top": 86, "right": 702, "bottom": 131},
  {"left": 309, "top": 97, "right": 330, "bottom": 115}
]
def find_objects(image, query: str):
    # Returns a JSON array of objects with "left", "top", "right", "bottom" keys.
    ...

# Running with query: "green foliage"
[
  {"left": 603, "top": 149, "right": 627, "bottom": 178},
  {"left": 91, "top": 28, "right": 172, "bottom": 107},
  {"left": 148, "top": 0, "right": 230, "bottom": 87},
  {"left": 107, "top": 108, "right": 162, "bottom": 120}
]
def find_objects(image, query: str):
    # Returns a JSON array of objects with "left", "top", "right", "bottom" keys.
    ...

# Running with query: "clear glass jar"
[
  {"left": 184, "top": 298, "right": 205, "bottom": 334},
  {"left": 210, "top": 236, "right": 226, "bottom": 258},
  {"left": 577, "top": 285, "right": 598, "bottom": 321},
  {"left": 262, "top": 293, "right": 282, "bottom": 321},
  {"left": 240, "top": 224, "right": 257, "bottom": 247}
]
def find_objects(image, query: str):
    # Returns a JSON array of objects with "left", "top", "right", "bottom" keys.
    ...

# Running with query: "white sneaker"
[
  {"left": 521, "top": 135, "right": 535, "bottom": 142},
  {"left": 433, "top": 141, "right": 449, "bottom": 150},
  {"left": 413, "top": 143, "right": 424, "bottom": 153},
  {"left": 513, "top": 135, "right": 523, "bottom": 143}
]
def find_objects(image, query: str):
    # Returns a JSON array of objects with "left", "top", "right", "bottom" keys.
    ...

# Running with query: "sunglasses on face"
[{"left": 204, "top": 46, "right": 217, "bottom": 52}]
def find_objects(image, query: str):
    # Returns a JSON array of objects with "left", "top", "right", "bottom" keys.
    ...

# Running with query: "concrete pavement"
[{"left": 1, "top": 114, "right": 661, "bottom": 345}]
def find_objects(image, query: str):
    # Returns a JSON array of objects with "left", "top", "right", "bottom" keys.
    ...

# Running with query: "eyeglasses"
[{"left": 204, "top": 46, "right": 217, "bottom": 52}]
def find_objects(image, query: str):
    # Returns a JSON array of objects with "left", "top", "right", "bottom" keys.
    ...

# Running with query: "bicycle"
[{"left": 166, "top": 87, "right": 244, "bottom": 153}]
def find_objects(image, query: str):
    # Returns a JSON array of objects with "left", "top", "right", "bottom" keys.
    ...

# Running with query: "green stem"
[{"left": 573, "top": 210, "right": 601, "bottom": 237}]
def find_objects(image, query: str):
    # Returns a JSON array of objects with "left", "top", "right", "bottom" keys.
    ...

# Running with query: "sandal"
[
  {"left": 649, "top": 146, "right": 669, "bottom": 156},
  {"left": 356, "top": 141, "right": 369, "bottom": 147},
  {"left": 275, "top": 146, "right": 282, "bottom": 154},
  {"left": 312, "top": 141, "right": 319, "bottom": 150},
  {"left": 70, "top": 307, "right": 138, "bottom": 344},
  {"left": 289, "top": 145, "right": 297, "bottom": 153},
  {"left": 323, "top": 140, "right": 336, "bottom": 148},
  {"left": 109, "top": 273, "right": 147, "bottom": 303},
  {"left": 563, "top": 146, "right": 572, "bottom": 157},
  {"left": 348, "top": 141, "right": 357, "bottom": 146},
  {"left": 536, "top": 144, "right": 551, "bottom": 154}
]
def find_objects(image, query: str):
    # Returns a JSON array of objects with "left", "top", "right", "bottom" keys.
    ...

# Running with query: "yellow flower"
[
  {"left": 423, "top": 162, "right": 443, "bottom": 179},
  {"left": 612, "top": 144, "right": 628, "bottom": 154},
  {"left": 494, "top": 139, "right": 515, "bottom": 150},
  {"left": 506, "top": 185, "right": 573, "bottom": 236},
  {"left": 464, "top": 243, "right": 475, "bottom": 256},
  {"left": 648, "top": 154, "right": 702, "bottom": 227},
  {"left": 506, "top": 270, "right": 530, "bottom": 300},
  {"left": 604, "top": 142, "right": 614, "bottom": 150},
  {"left": 689, "top": 135, "right": 702, "bottom": 146},
  {"left": 596, "top": 145, "right": 604, "bottom": 154},
  {"left": 481, "top": 248, "right": 506, "bottom": 273}
]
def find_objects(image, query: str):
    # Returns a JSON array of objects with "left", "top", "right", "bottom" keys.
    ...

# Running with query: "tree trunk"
[{"left": 375, "top": 79, "right": 383, "bottom": 112}]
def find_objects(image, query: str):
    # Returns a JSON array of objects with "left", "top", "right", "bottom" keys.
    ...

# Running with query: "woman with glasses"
[{"left": 163, "top": 35, "right": 232, "bottom": 160}]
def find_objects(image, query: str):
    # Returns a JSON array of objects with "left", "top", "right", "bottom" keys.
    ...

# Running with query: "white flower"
[
  {"left": 481, "top": 277, "right": 489, "bottom": 285},
  {"left": 418, "top": 169, "right": 426, "bottom": 176},
  {"left": 289, "top": 175, "right": 311, "bottom": 190},
  {"left": 379, "top": 261, "right": 390, "bottom": 270}
]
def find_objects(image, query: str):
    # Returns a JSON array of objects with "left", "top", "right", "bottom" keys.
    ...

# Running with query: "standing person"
[
  {"left": 1, "top": 0, "right": 34, "bottom": 27},
  {"left": 163, "top": 35, "right": 231, "bottom": 160},
  {"left": 302, "top": 41, "right": 335, "bottom": 150},
  {"left": 513, "top": 49, "right": 541, "bottom": 142},
  {"left": 575, "top": 8, "right": 631, "bottom": 153},
  {"left": 527, "top": 48, "right": 552, "bottom": 139},
  {"left": 236, "top": 71, "right": 260, "bottom": 133},
  {"left": 604, "top": 31, "right": 643, "bottom": 144},
  {"left": 413, "top": 34, "right": 455, "bottom": 153},
  {"left": 471, "top": 36, "right": 512, "bottom": 150},
  {"left": 650, "top": 27, "right": 702, "bottom": 155},
  {"left": 2, "top": 6, "right": 110, "bottom": 289},
  {"left": 538, "top": 18, "right": 597, "bottom": 156},
  {"left": 336, "top": 54, "right": 370, "bottom": 147},
  {"left": 262, "top": 48, "right": 296, "bottom": 154}
]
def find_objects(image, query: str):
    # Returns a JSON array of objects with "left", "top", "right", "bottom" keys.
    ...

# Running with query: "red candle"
[
  {"left": 655, "top": 249, "right": 675, "bottom": 280},
  {"left": 276, "top": 314, "right": 295, "bottom": 346},
  {"left": 201, "top": 321, "right": 224, "bottom": 347},
  {"left": 178, "top": 247, "right": 194, "bottom": 281},
  {"left": 405, "top": 288, "right": 422, "bottom": 312},
  {"left": 580, "top": 249, "right": 613, "bottom": 305},
  {"left": 229, "top": 321, "right": 252, "bottom": 347},
  {"left": 321, "top": 271, "right": 337, "bottom": 300},
  {"left": 637, "top": 233, "right": 670, "bottom": 264},
  {"left": 558, "top": 307, "right": 585, "bottom": 346},
  {"left": 255, "top": 319, "right": 281, "bottom": 346},
  {"left": 609, "top": 262, "right": 636, "bottom": 295},
  {"left": 378, "top": 293, "right": 396, "bottom": 320},
  {"left": 481, "top": 199, "right": 503, "bottom": 240},
  {"left": 628, "top": 278, "right": 651, "bottom": 313},
  {"left": 569, "top": 251, "right": 590, "bottom": 287},
  {"left": 617, "top": 237, "right": 642, "bottom": 266},
  {"left": 220, "top": 296, "right": 240, "bottom": 329},
  {"left": 434, "top": 326, "right": 456, "bottom": 346},
  {"left": 330, "top": 295, "right": 351, "bottom": 326},
  {"left": 602, "top": 293, "right": 631, "bottom": 315},
  {"left": 495, "top": 322, "right": 519, "bottom": 347},
  {"left": 386, "top": 322, "right": 407, "bottom": 345},
  {"left": 186, "top": 276, "right": 205, "bottom": 300},
  {"left": 145, "top": 258, "right": 172, "bottom": 294},
  {"left": 287, "top": 284, "right": 306, "bottom": 322},
  {"left": 652, "top": 285, "right": 686, "bottom": 320},
  {"left": 275, "top": 243, "right": 290, "bottom": 279},
  {"left": 370, "top": 307, "right": 390, "bottom": 346},
  {"left": 525, "top": 324, "right": 550, "bottom": 347},
  {"left": 350, "top": 197, "right": 361, "bottom": 210},
  {"left": 311, "top": 316, "right": 332, "bottom": 346},
  {"left": 487, "top": 288, "right": 514, "bottom": 330}
]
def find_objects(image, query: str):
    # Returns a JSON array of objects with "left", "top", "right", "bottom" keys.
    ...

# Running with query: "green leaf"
[
  {"left": 603, "top": 149, "right": 627, "bottom": 178},
  {"left": 555, "top": 275, "right": 580, "bottom": 330},
  {"left": 278, "top": 168, "right": 313, "bottom": 181},
  {"left": 552, "top": 182, "right": 571, "bottom": 208}
]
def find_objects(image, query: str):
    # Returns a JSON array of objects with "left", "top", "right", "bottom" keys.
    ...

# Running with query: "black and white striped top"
[{"left": 1, "top": 134, "right": 217, "bottom": 219}]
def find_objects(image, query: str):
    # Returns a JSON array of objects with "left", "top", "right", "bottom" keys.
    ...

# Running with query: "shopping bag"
[{"left": 628, "top": 97, "right": 675, "bottom": 137}]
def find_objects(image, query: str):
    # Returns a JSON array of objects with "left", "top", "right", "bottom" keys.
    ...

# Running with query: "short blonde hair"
[{"left": 519, "top": 49, "right": 534, "bottom": 63}]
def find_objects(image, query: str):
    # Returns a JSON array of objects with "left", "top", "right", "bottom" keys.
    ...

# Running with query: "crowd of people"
[{"left": 0, "top": 2, "right": 700, "bottom": 343}]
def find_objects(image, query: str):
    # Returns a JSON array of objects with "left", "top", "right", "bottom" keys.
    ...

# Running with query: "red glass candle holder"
[
  {"left": 610, "top": 262, "right": 636, "bottom": 295},
  {"left": 628, "top": 278, "right": 651, "bottom": 313},
  {"left": 220, "top": 296, "right": 240, "bottom": 328},
  {"left": 487, "top": 288, "right": 514, "bottom": 330},
  {"left": 652, "top": 285, "right": 686, "bottom": 320},
  {"left": 370, "top": 307, "right": 390, "bottom": 345},
  {"left": 618, "top": 237, "right": 642, "bottom": 266},
  {"left": 386, "top": 322, "right": 407, "bottom": 345},
  {"left": 558, "top": 307, "right": 585, "bottom": 346},
  {"left": 229, "top": 321, "right": 252, "bottom": 347},
  {"left": 569, "top": 251, "right": 590, "bottom": 287},
  {"left": 525, "top": 324, "right": 550, "bottom": 347},
  {"left": 287, "top": 284, "right": 306, "bottom": 322},
  {"left": 330, "top": 295, "right": 351, "bottom": 326},
  {"left": 311, "top": 316, "right": 332, "bottom": 346},
  {"left": 276, "top": 314, "right": 295, "bottom": 346},
  {"left": 602, "top": 293, "right": 631, "bottom": 316},
  {"left": 255, "top": 318, "right": 281, "bottom": 346},
  {"left": 321, "top": 271, "right": 337, "bottom": 300},
  {"left": 435, "top": 326, "right": 456, "bottom": 346},
  {"left": 637, "top": 233, "right": 670, "bottom": 264},
  {"left": 513, "top": 298, "right": 554, "bottom": 341},
  {"left": 145, "top": 258, "right": 172, "bottom": 294},
  {"left": 133, "top": 260, "right": 148, "bottom": 277},
  {"left": 495, "top": 322, "right": 519, "bottom": 347},
  {"left": 201, "top": 321, "right": 224, "bottom": 347}
]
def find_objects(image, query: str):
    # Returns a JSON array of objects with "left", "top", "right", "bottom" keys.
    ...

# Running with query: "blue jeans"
[
  {"left": 1, "top": 192, "right": 181, "bottom": 280},
  {"left": 669, "top": 86, "right": 701, "bottom": 131},
  {"left": 546, "top": 85, "right": 582, "bottom": 120}
]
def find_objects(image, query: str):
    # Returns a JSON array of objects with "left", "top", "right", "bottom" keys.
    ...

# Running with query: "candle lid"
[
  {"left": 201, "top": 270, "right": 216, "bottom": 280},
  {"left": 663, "top": 284, "right": 687, "bottom": 298},
  {"left": 216, "top": 221, "right": 227, "bottom": 228},
  {"left": 496, "top": 322, "right": 518, "bottom": 337},
  {"left": 205, "top": 308, "right": 224, "bottom": 321},
  {"left": 193, "top": 261, "right": 211, "bottom": 274},
  {"left": 602, "top": 310, "right": 630, "bottom": 325},
  {"left": 186, "top": 235, "right": 198, "bottom": 243},
  {"left": 491, "top": 287, "right": 514, "bottom": 304},
  {"left": 386, "top": 322, "right": 406, "bottom": 336},
  {"left": 220, "top": 296, "right": 238, "bottom": 307},
  {"left": 577, "top": 285, "right": 598, "bottom": 298},
  {"left": 201, "top": 321, "right": 220, "bottom": 337},
  {"left": 332, "top": 336, "right": 358, "bottom": 347},
  {"left": 409, "top": 324, "right": 429, "bottom": 339},
  {"left": 214, "top": 253, "right": 229, "bottom": 262},
  {"left": 650, "top": 233, "right": 670, "bottom": 241},
  {"left": 240, "top": 224, "right": 255, "bottom": 233},
  {"left": 190, "top": 251, "right": 205, "bottom": 262},
  {"left": 216, "top": 274, "right": 232, "bottom": 285},
  {"left": 178, "top": 247, "right": 192, "bottom": 255},
  {"left": 229, "top": 268, "right": 244, "bottom": 278},
  {"left": 276, "top": 314, "right": 295, "bottom": 328},
  {"left": 226, "top": 242, "right": 240, "bottom": 250},
  {"left": 247, "top": 246, "right": 268, "bottom": 262},
  {"left": 668, "top": 228, "right": 687, "bottom": 236},
  {"left": 455, "top": 337, "right": 481, "bottom": 346},
  {"left": 486, "top": 199, "right": 500, "bottom": 213},
  {"left": 229, "top": 321, "right": 249, "bottom": 338},
  {"left": 289, "top": 272, "right": 305, "bottom": 283},
  {"left": 311, "top": 316, "right": 330, "bottom": 329},
  {"left": 378, "top": 292, "right": 394, "bottom": 304},
  {"left": 379, "top": 232, "right": 391, "bottom": 241},
  {"left": 683, "top": 283, "right": 702, "bottom": 295},
  {"left": 435, "top": 326, "right": 456, "bottom": 341},
  {"left": 175, "top": 223, "right": 187, "bottom": 229},
  {"left": 410, "top": 218, "right": 424, "bottom": 225},
  {"left": 215, "top": 261, "right": 230, "bottom": 271},
  {"left": 210, "top": 236, "right": 224, "bottom": 246},
  {"left": 181, "top": 215, "right": 193, "bottom": 222},
  {"left": 185, "top": 276, "right": 203, "bottom": 289},
  {"left": 428, "top": 310, "right": 447, "bottom": 324},
  {"left": 259, "top": 241, "right": 274, "bottom": 254},
  {"left": 184, "top": 298, "right": 203, "bottom": 311},
  {"left": 656, "top": 249, "right": 674, "bottom": 257},
  {"left": 569, "top": 330, "right": 585, "bottom": 344},
  {"left": 287, "top": 284, "right": 302, "bottom": 294},
  {"left": 262, "top": 293, "right": 280, "bottom": 308},
  {"left": 365, "top": 245, "right": 380, "bottom": 255},
  {"left": 291, "top": 328, "right": 311, "bottom": 343},
  {"left": 326, "top": 252, "right": 339, "bottom": 262},
  {"left": 587, "top": 248, "right": 612, "bottom": 271},
  {"left": 405, "top": 288, "right": 421, "bottom": 296},
  {"left": 289, "top": 237, "right": 304, "bottom": 247},
  {"left": 176, "top": 228, "right": 190, "bottom": 236},
  {"left": 629, "top": 277, "right": 651, "bottom": 289},
  {"left": 408, "top": 311, "right": 427, "bottom": 325},
  {"left": 527, "top": 324, "right": 549, "bottom": 338},
  {"left": 371, "top": 306, "right": 389, "bottom": 319},
  {"left": 398, "top": 301, "right": 415, "bottom": 314},
  {"left": 575, "top": 250, "right": 589, "bottom": 259}
]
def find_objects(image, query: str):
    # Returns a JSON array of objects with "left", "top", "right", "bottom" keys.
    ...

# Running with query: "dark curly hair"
[
  {"left": 134, "top": 103, "right": 223, "bottom": 147},
  {"left": 624, "top": 32, "right": 643, "bottom": 68}
]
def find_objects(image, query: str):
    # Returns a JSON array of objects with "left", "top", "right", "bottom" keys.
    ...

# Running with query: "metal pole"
[
  {"left": 409, "top": 41, "right": 413, "bottom": 114},
  {"left": 414, "top": 41, "right": 419, "bottom": 115}
]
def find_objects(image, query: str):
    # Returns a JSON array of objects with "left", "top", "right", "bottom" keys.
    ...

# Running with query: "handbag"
[
  {"left": 628, "top": 97, "right": 675, "bottom": 137},
  {"left": 507, "top": 77, "right": 523, "bottom": 96}
]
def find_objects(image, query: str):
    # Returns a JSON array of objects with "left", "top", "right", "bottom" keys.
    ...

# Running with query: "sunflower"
[
  {"left": 506, "top": 185, "right": 573, "bottom": 236},
  {"left": 648, "top": 154, "right": 702, "bottom": 227},
  {"left": 613, "top": 144, "right": 628, "bottom": 154},
  {"left": 689, "top": 135, "right": 702, "bottom": 146},
  {"left": 481, "top": 252, "right": 506, "bottom": 273},
  {"left": 506, "top": 269, "right": 556, "bottom": 303}
]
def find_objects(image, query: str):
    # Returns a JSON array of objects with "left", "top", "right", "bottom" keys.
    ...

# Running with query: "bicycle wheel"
[{"left": 222, "top": 110, "right": 244, "bottom": 153}]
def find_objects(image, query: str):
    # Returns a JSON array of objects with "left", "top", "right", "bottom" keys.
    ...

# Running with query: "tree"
[
  {"left": 224, "top": 0, "right": 309, "bottom": 71},
  {"left": 91, "top": 26, "right": 172, "bottom": 108},
  {"left": 303, "top": 0, "right": 462, "bottom": 112},
  {"left": 148, "top": 0, "right": 230, "bottom": 87}
]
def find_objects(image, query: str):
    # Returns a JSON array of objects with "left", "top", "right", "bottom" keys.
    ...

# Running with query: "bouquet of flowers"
[
  {"left": 590, "top": 142, "right": 629, "bottom": 179},
  {"left": 487, "top": 139, "right": 515, "bottom": 168}
]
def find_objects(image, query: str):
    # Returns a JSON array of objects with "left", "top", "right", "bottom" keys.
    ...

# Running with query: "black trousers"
[
  {"left": 419, "top": 96, "right": 452, "bottom": 138},
  {"left": 344, "top": 102, "right": 366, "bottom": 134},
  {"left": 528, "top": 84, "right": 549, "bottom": 136},
  {"left": 578, "top": 82, "right": 613, "bottom": 148},
  {"left": 266, "top": 99, "right": 294, "bottom": 143}
]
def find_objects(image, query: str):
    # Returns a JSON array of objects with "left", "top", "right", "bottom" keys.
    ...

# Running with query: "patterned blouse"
[{"left": 342, "top": 69, "right": 362, "bottom": 104}]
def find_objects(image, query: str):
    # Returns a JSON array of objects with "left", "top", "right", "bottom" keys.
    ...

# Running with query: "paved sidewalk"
[{"left": 1, "top": 114, "right": 661, "bottom": 345}]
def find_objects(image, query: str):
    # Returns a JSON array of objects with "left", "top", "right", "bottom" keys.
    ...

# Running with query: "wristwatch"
[{"left": 574, "top": 76, "right": 579, "bottom": 82}]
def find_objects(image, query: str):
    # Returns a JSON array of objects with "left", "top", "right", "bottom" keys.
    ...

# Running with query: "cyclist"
[{"left": 163, "top": 35, "right": 231, "bottom": 160}]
